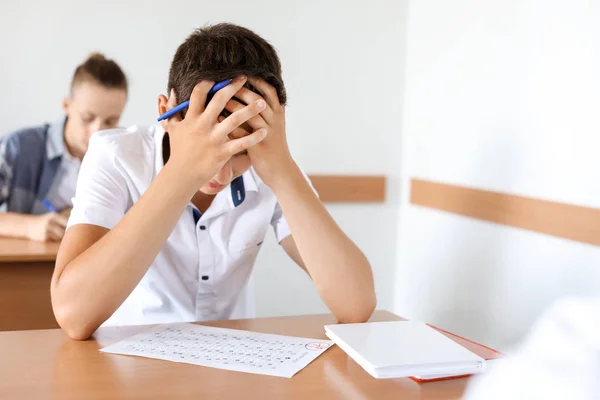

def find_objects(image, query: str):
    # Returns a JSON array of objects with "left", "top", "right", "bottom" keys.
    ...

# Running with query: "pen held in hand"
[{"left": 157, "top": 79, "right": 232, "bottom": 122}]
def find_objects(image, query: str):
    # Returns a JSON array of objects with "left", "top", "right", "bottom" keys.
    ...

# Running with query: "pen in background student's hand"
[{"left": 42, "top": 199, "right": 58, "bottom": 213}]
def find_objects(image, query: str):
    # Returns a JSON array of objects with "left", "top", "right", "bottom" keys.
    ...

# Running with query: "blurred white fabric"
[{"left": 464, "top": 296, "right": 600, "bottom": 400}]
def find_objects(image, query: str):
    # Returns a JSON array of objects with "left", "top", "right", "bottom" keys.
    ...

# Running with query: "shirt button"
[
  {"left": 201, "top": 275, "right": 209, "bottom": 281},
  {"left": 199, "top": 225, "right": 206, "bottom": 230}
]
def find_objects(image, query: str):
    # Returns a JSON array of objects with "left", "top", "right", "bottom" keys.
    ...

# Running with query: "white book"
[{"left": 325, "top": 321, "right": 486, "bottom": 379}]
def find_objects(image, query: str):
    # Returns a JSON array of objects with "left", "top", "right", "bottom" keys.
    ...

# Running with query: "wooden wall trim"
[
  {"left": 410, "top": 178, "right": 600, "bottom": 246},
  {"left": 309, "top": 175, "right": 386, "bottom": 203}
]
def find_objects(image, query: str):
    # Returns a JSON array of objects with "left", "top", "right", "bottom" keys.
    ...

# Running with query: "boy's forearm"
[
  {"left": 270, "top": 164, "right": 376, "bottom": 323},
  {"left": 52, "top": 163, "right": 201, "bottom": 339},
  {"left": 0, "top": 212, "right": 34, "bottom": 239}
]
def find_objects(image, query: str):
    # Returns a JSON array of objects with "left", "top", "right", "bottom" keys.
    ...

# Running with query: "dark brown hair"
[
  {"left": 167, "top": 23, "right": 286, "bottom": 105},
  {"left": 71, "top": 53, "right": 128, "bottom": 93}
]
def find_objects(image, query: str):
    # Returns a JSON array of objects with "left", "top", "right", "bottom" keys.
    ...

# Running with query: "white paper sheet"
[{"left": 100, "top": 323, "right": 334, "bottom": 378}]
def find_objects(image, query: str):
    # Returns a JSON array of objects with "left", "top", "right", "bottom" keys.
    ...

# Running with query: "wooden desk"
[
  {"left": 0, "top": 311, "right": 501, "bottom": 399},
  {"left": 0, "top": 238, "right": 60, "bottom": 331}
]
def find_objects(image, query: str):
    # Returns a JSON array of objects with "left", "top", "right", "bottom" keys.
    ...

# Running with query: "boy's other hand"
[
  {"left": 158, "top": 76, "right": 268, "bottom": 188},
  {"left": 224, "top": 78, "right": 295, "bottom": 188}
]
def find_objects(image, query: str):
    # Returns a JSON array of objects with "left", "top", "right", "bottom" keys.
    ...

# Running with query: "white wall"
[
  {"left": 0, "top": 1, "right": 407, "bottom": 317},
  {"left": 396, "top": 0, "right": 600, "bottom": 350}
]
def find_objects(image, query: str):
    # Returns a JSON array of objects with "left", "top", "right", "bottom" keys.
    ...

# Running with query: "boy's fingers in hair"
[
  {"left": 223, "top": 128, "right": 268, "bottom": 157},
  {"left": 248, "top": 77, "right": 280, "bottom": 110},
  {"left": 188, "top": 81, "right": 215, "bottom": 116},
  {"left": 233, "top": 87, "right": 274, "bottom": 122},
  {"left": 214, "top": 99, "right": 266, "bottom": 139},
  {"left": 204, "top": 75, "right": 247, "bottom": 120},
  {"left": 218, "top": 116, "right": 251, "bottom": 140},
  {"left": 229, "top": 126, "right": 253, "bottom": 140},
  {"left": 224, "top": 99, "right": 267, "bottom": 130}
]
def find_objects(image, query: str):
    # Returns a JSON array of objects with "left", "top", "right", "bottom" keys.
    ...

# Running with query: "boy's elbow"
[
  {"left": 52, "top": 301, "right": 97, "bottom": 341},
  {"left": 336, "top": 292, "right": 377, "bottom": 324},
  {"left": 62, "top": 323, "right": 94, "bottom": 341}
]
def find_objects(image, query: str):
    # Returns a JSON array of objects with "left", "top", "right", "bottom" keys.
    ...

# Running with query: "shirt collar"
[
  {"left": 241, "top": 169, "right": 259, "bottom": 193},
  {"left": 46, "top": 117, "right": 67, "bottom": 160}
]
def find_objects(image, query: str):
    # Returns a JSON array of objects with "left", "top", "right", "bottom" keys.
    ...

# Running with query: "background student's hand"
[
  {"left": 60, "top": 207, "right": 72, "bottom": 220},
  {"left": 223, "top": 78, "right": 295, "bottom": 188},
  {"left": 158, "top": 76, "right": 268, "bottom": 188},
  {"left": 27, "top": 212, "right": 69, "bottom": 242}
]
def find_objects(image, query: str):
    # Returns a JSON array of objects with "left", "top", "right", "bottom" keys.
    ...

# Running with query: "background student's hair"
[{"left": 71, "top": 52, "right": 128, "bottom": 93}]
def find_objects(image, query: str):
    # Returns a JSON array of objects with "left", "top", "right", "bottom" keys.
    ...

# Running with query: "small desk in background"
[
  {"left": 0, "top": 311, "right": 501, "bottom": 399},
  {"left": 0, "top": 238, "right": 60, "bottom": 331}
]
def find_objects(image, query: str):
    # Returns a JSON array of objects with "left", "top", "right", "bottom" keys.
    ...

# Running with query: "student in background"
[
  {"left": 0, "top": 53, "right": 128, "bottom": 241},
  {"left": 51, "top": 23, "right": 376, "bottom": 340},
  {"left": 464, "top": 296, "right": 600, "bottom": 399}
]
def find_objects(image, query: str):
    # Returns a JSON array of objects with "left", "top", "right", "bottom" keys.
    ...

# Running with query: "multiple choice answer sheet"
[{"left": 100, "top": 323, "right": 333, "bottom": 378}]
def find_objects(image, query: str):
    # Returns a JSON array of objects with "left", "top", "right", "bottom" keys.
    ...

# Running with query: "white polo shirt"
[{"left": 67, "top": 125, "right": 294, "bottom": 327}]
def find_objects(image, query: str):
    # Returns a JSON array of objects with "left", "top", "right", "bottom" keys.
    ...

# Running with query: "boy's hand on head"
[
  {"left": 159, "top": 76, "right": 268, "bottom": 188},
  {"left": 223, "top": 78, "right": 295, "bottom": 188}
]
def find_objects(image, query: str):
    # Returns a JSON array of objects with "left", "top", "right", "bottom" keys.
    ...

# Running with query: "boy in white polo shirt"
[{"left": 51, "top": 23, "right": 376, "bottom": 340}]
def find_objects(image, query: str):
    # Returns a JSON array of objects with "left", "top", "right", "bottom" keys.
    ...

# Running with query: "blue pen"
[
  {"left": 157, "top": 79, "right": 232, "bottom": 122},
  {"left": 42, "top": 199, "right": 58, "bottom": 213}
]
